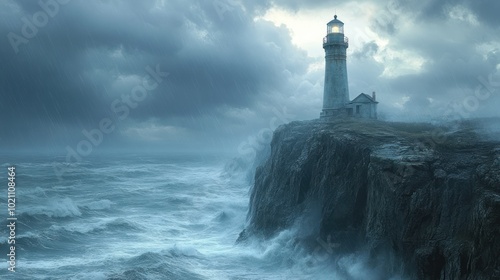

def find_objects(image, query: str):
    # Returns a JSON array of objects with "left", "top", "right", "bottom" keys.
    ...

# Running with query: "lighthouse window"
[{"left": 328, "top": 24, "right": 343, "bottom": 34}]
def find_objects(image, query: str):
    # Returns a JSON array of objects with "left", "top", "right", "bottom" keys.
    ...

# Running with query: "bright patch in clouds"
[
  {"left": 258, "top": 3, "right": 426, "bottom": 78},
  {"left": 393, "top": 96, "right": 411, "bottom": 109},
  {"left": 2, "top": 0, "right": 500, "bottom": 151},
  {"left": 377, "top": 48, "right": 426, "bottom": 78},
  {"left": 257, "top": 7, "right": 326, "bottom": 57},
  {"left": 447, "top": 5, "right": 479, "bottom": 26},
  {"left": 259, "top": 5, "right": 379, "bottom": 58}
]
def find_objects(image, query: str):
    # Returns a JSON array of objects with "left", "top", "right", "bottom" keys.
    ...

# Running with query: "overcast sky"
[{"left": 1, "top": 0, "right": 499, "bottom": 154}]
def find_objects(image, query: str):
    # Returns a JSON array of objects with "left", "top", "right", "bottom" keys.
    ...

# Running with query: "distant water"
[{"left": 0, "top": 154, "right": 355, "bottom": 280}]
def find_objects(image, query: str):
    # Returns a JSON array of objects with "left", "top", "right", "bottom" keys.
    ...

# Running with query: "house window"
[{"left": 356, "top": 105, "right": 361, "bottom": 114}]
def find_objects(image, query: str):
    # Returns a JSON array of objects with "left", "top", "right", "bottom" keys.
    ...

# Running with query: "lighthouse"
[{"left": 320, "top": 15, "right": 350, "bottom": 119}]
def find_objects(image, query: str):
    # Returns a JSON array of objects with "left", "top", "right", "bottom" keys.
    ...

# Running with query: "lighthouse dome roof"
[{"left": 327, "top": 15, "right": 344, "bottom": 25}]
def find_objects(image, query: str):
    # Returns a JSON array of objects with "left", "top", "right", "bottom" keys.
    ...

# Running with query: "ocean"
[{"left": 0, "top": 153, "right": 347, "bottom": 280}]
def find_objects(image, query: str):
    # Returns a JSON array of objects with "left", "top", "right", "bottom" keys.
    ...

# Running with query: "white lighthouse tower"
[{"left": 320, "top": 15, "right": 350, "bottom": 119}]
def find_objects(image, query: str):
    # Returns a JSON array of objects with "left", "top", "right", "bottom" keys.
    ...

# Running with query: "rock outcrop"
[{"left": 241, "top": 118, "right": 500, "bottom": 279}]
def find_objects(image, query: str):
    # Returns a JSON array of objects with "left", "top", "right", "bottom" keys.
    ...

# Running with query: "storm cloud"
[
  {"left": 0, "top": 0, "right": 499, "bottom": 153},
  {"left": 0, "top": 0, "right": 309, "bottom": 151}
]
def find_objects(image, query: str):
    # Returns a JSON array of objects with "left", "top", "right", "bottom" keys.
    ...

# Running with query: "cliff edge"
[{"left": 241, "top": 118, "right": 500, "bottom": 279}]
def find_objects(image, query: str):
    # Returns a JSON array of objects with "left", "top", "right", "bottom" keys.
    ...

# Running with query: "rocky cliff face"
[{"left": 241, "top": 118, "right": 500, "bottom": 279}]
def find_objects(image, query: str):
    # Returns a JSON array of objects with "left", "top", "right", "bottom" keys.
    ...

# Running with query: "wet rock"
[{"left": 242, "top": 118, "right": 500, "bottom": 279}]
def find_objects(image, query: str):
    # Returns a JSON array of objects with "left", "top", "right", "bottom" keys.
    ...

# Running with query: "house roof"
[{"left": 350, "top": 93, "right": 378, "bottom": 104}]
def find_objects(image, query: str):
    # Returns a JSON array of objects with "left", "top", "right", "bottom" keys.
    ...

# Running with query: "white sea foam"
[
  {"left": 0, "top": 154, "right": 394, "bottom": 280},
  {"left": 21, "top": 197, "right": 82, "bottom": 218},
  {"left": 82, "top": 199, "right": 113, "bottom": 210}
]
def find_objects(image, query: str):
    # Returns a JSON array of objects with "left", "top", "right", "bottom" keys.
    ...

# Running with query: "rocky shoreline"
[{"left": 240, "top": 118, "right": 500, "bottom": 279}]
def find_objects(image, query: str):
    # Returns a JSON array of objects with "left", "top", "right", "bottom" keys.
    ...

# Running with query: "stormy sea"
[{"left": 0, "top": 153, "right": 362, "bottom": 280}]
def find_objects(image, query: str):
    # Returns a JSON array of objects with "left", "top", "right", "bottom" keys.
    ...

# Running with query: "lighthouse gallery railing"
[{"left": 323, "top": 36, "right": 349, "bottom": 47}]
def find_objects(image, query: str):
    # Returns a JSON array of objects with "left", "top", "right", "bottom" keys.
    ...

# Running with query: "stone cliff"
[{"left": 240, "top": 118, "right": 500, "bottom": 279}]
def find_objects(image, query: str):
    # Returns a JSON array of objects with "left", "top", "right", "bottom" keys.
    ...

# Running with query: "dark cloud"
[
  {"left": 1, "top": 0, "right": 499, "bottom": 152},
  {"left": 467, "top": 0, "right": 500, "bottom": 26},
  {"left": 0, "top": 0, "right": 309, "bottom": 150},
  {"left": 393, "top": 0, "right": 500, "bottom": 27},
  {"left": 353, "top": 41, "right": 379, "bottom": 59},
  {"left": 253, "top": 0, "right": 351, "bottom": 12},
  {"left": 325, "top": 0, "right": 500, "bottom": 120}
]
